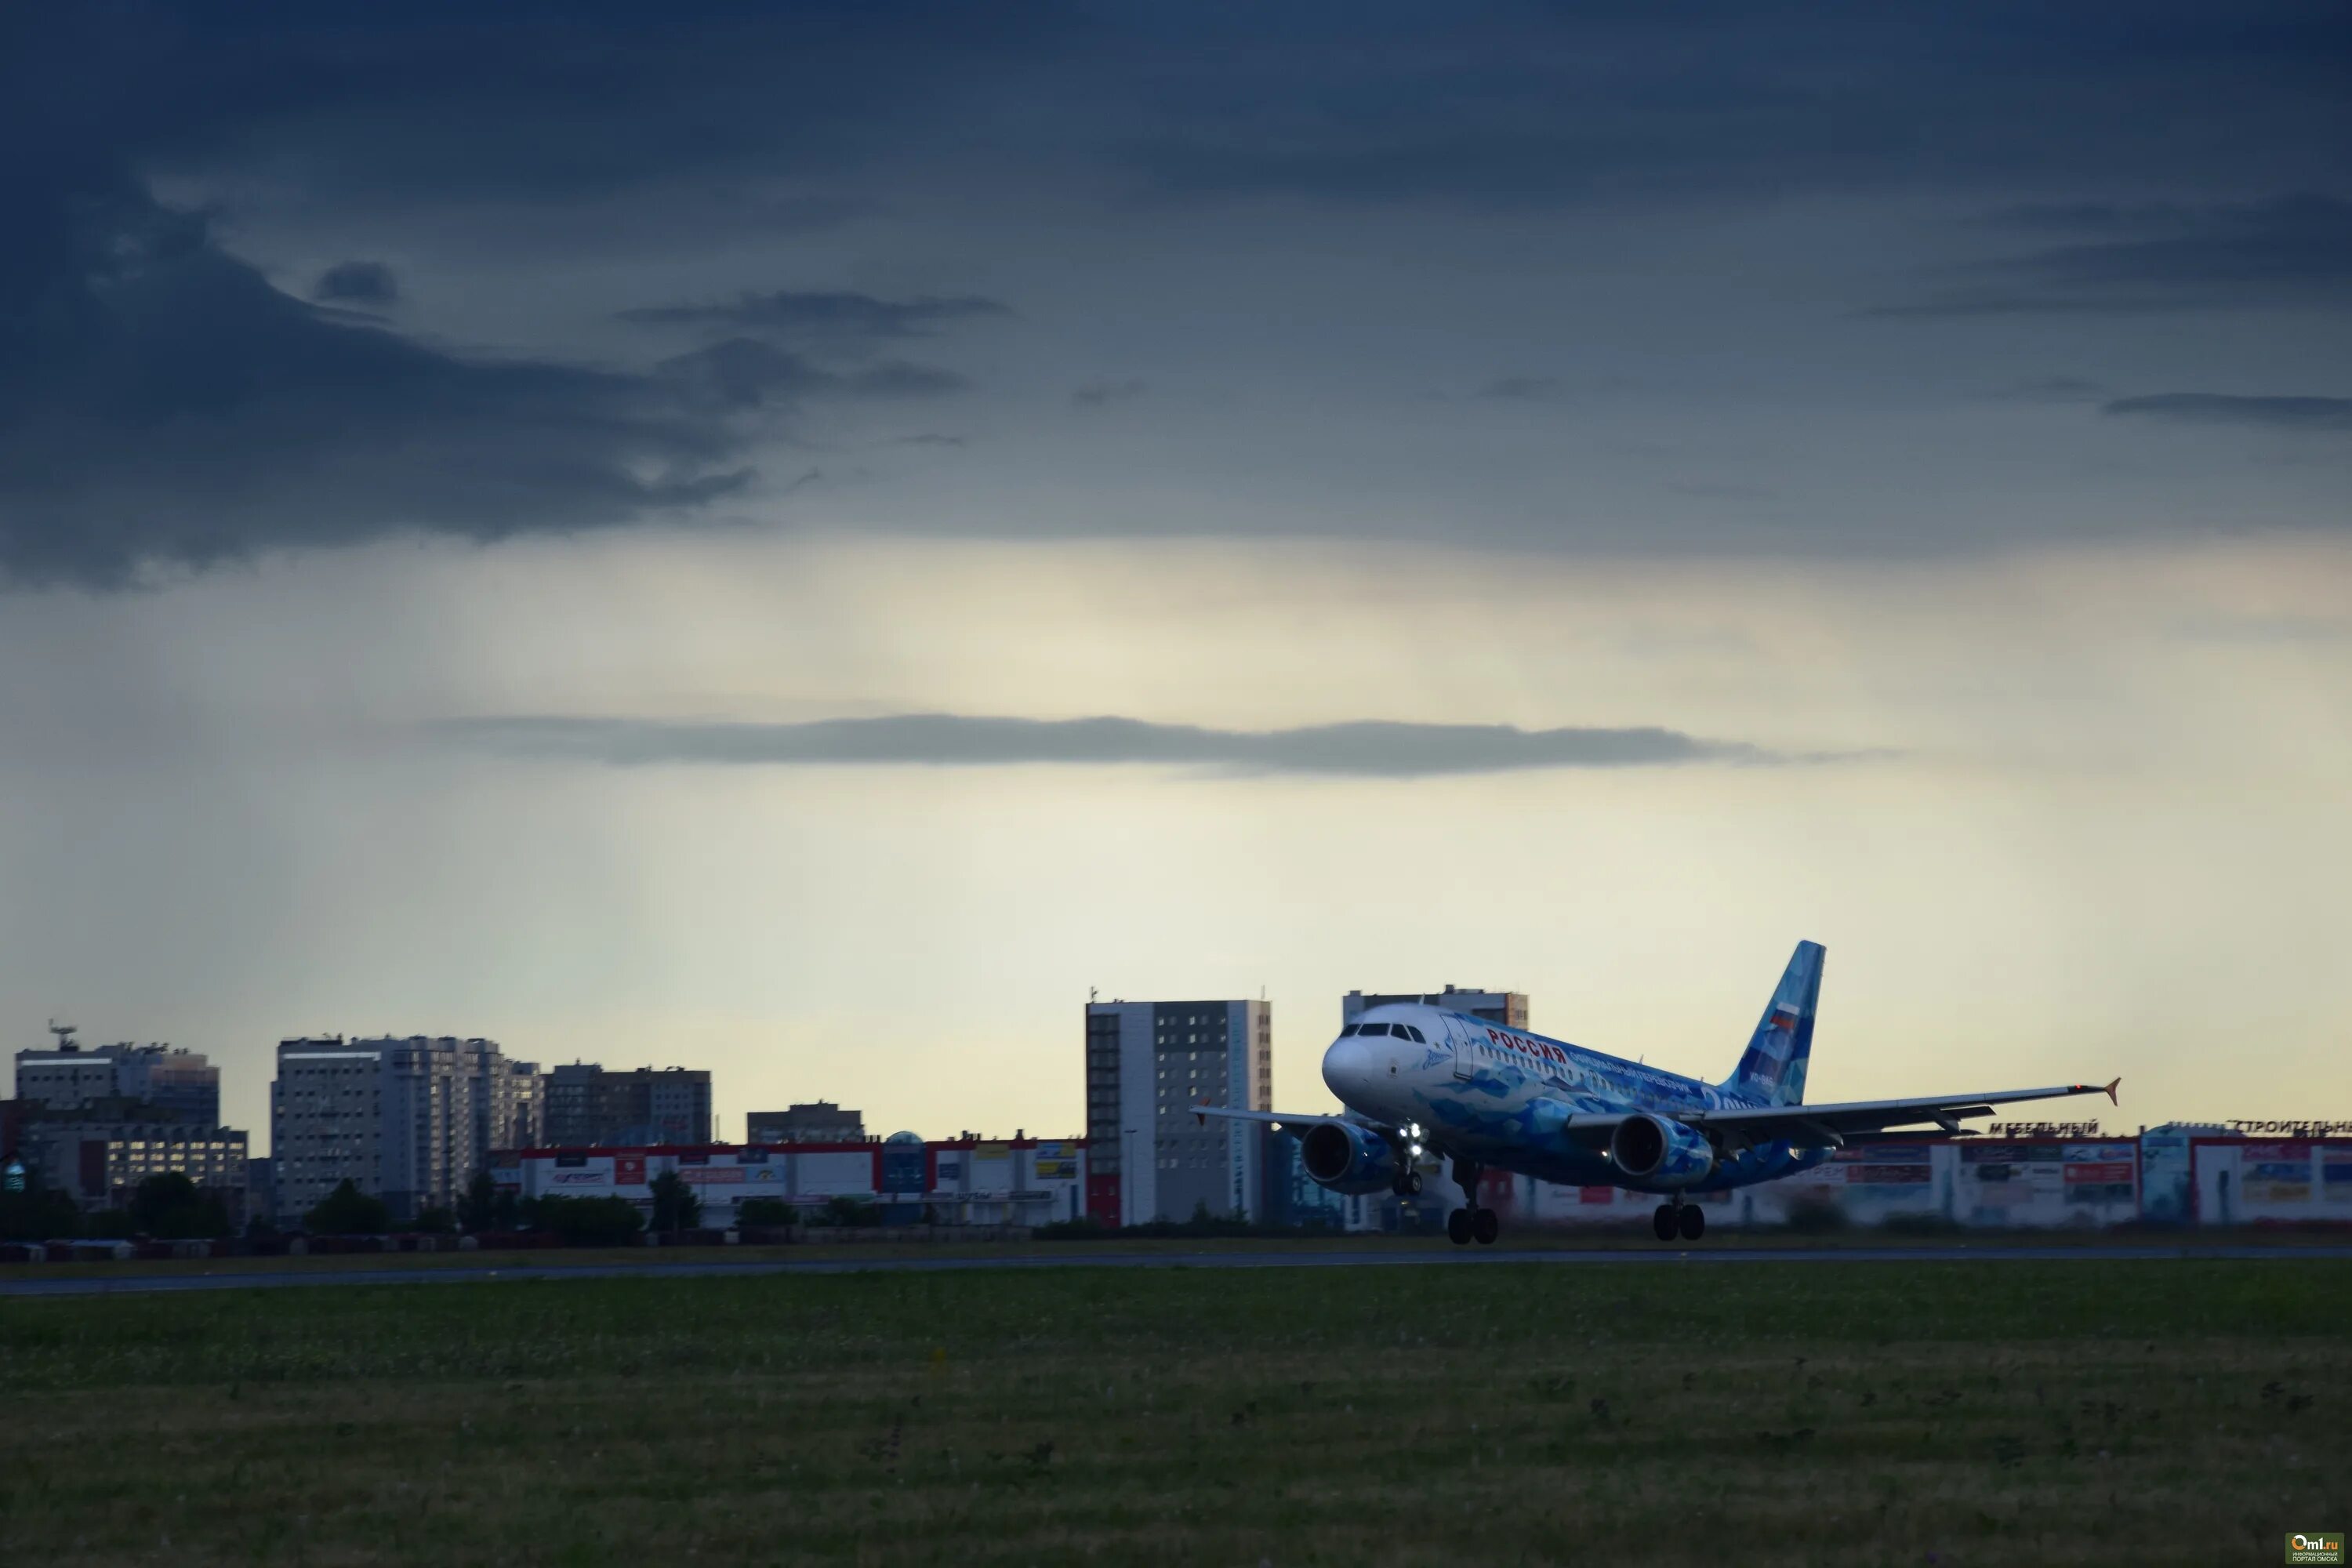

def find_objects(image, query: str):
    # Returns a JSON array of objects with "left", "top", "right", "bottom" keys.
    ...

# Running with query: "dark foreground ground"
[{"left": 2, "top": 1261, "right": 2345, "bottom": 1566}]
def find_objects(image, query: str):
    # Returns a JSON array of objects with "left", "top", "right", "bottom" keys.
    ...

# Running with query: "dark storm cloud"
[
  {"left": 1072, "top": 379, "right": 1148, "bottom": 408},
  {"left": 1477, "top": 376, "right": 1567, "bottom": 403},
  {"left": 437, "top": 713, "right": 1792, "bottom": 776},
  {"left": 1122, "top": 6, "right": 2350, "bottom": 209},
  {"left": 313, "top": 260, "right": 398, "bottom": 304},
  {"left": 620, "top": 289, "right": 1011, "bottom": 340},
  {"left": 0, "top": 181, "right": 976, "bottom": 589},
  {"left": 2103, "top": 394, "right": 2352, "bottom": 432},
  {"left": 1876, "top": 196, "right": 2352, "bottom": 317}
]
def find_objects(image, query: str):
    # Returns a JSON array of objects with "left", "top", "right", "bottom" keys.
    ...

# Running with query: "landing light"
[{"left": 1409, "top": 1143, "right": 1424, "bottom": 1158}]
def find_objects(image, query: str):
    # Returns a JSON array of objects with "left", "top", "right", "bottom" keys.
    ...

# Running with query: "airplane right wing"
[{"left": 1679, "top": 1078, "right": 2119, "bottom": 1146}]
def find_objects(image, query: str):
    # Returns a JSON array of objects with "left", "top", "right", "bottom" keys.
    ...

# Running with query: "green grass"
[{"left": 2, "top": 1261, "right": 2346, "bottom": 1565}]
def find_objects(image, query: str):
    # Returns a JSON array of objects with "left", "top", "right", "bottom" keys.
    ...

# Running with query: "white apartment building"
[{"left": 272, "top": 1036, "right": 540, "bottom": 1222}]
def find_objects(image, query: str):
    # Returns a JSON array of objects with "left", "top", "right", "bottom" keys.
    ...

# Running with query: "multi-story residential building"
[
  {"left": 13, "top": 1034, "right": 222, "bottom": 1126},
  {"left": 1083, "top": 998, "right": 1271, "bottom": 1226},
  {"left": 746, "top": 1102, "right": 865, "bottom": 1144},
  {"left": 542, "top": 1064, "right": 712, "bottom": 1147},
  {"left": 1344, "top": 985, "right": 1527, "bottom": 1031},
  {"left": 271, "top": 1036, "right": 539, "bottom": 1223}
]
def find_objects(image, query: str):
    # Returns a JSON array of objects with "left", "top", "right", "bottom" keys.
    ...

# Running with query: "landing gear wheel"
[
  {"left": 1446, "top": 1208, "right": 1475, "bottom": 1246},
  {"left": 1472, "top": 1207, "right": 1500, "bottom": 1246},
  {"left": 1390, "top": 1171, "right": 1422, "bottom": 1197},
  {"left": 1677, "top": 1204, "right": 1706, "bottom": 1242},
  {"left": 1652, "top": 1203, "right": 1678, "bottom": 1242}
]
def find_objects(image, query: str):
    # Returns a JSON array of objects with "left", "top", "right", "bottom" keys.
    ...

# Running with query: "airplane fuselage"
[{"left": 1322, "top": 1004, "right": 1831, "bottom": 1193}]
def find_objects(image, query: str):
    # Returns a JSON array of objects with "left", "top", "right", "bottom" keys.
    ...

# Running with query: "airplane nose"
[{"left": 1322, "top": 1034, "right": 1377, "bottom": 1101}]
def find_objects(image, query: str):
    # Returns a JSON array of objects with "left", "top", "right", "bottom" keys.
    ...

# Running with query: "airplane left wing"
[
  {"left": 1680, "top": 1078, "right": 2119, "bottom": 1146},
  {"left": 1192, "top": 1103, "right": 1403, "bottom": 1138}
]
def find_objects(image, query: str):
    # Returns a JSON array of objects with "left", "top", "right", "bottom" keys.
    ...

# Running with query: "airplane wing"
[
  {"left": 1192, "top": 1104, "right": 1401, "bottom": 1137},
  {"left": 1680, "top": 1078, "right": 2119, "bottom": 1146}
]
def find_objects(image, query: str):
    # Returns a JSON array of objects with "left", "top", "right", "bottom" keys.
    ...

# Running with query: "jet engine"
[
  {"left": 1609, "top": 1113, "right": 1717, "bottom": 1186},
  {"left": 1300, "top": 1120, "right": 1399, "bottom": 1194}
]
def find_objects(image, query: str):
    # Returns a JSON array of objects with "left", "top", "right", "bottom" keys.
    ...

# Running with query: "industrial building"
[
  {"left": 543, "top": 1063, "right": 712, "bottom": 1147},
  {"left": 1084, "top": 997, "right": 1272, "bottom": 1225},
  {"left": 270, "top": 1036, "right": 540, "bottom": 1221},
  {"left": 1344, "top": 985, "right": 1526, "bottom": 1031}
]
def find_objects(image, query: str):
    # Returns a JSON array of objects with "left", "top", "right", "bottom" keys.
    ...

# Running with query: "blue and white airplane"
[{"left": 1200, "top": 941, "right": 2118, "bottom": 1244}]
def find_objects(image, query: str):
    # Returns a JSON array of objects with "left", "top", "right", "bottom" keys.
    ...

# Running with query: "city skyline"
[{"left": 4, "top": 5, "right": 2347, "bottom": 1150}]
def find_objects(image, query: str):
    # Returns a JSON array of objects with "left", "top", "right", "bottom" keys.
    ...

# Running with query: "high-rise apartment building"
[
  {"left": 13, "top": 1036, "right": 222, "bottom": 1126},
  {"left": 542, "top": 1065, "right": 712, "bottom": 1147},
  {"left": 1083, "top": 999, "right": 1271, "bottom": 1226},
  {"left": 1344, "top": 985, "right": 1527, "bottom": 1031},
  {"left": 271, "top": 1036, "right": 539, "bottom": 1222}
]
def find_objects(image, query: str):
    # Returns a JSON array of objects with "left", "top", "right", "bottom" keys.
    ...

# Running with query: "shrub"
[
  {"left": 306, "top": 1179, "right": 390, "bottom": 1236},
  {"left": 737, "top": 1197, "right": 799, "bottom": 1227}
]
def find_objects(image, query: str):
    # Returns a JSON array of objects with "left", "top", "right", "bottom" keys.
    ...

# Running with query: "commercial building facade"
[
  {"left": 1083, "top": 999, "right": 1272, "bottom": 1225},
  {"left": 498, "top": 1134, "right": 1089, "bottom": 1228},
  {"left": 17, "top": 1120, "right": 249, "bottom": 1220}
]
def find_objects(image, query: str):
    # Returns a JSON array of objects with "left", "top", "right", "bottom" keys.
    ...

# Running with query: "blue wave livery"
[{"left": 1200, "top": 941, "right": 2118, "bottom": 1245}]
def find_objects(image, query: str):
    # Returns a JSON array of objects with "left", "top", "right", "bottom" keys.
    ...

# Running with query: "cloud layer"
[{"left": 439, "top": 713, "right": 1789, "bottom": 776}]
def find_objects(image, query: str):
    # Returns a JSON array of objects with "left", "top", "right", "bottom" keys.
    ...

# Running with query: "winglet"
[{"left": 2104, "top": 1076, "right": 2122, "bottom": 1105}]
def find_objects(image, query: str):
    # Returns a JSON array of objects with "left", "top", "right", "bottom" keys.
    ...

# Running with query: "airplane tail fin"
[{"left": 1720, "top": 940, "right": 1823, "bottom": 1107}]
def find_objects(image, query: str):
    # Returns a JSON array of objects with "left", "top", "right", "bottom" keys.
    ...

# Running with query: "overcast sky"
[{"left": 4, "top": 2, "right": 2348, "bottom": 1147}]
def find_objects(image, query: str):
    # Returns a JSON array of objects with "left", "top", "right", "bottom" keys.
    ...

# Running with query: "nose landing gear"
[
  {"left": 1390, "top": 1171, "right": 1422, "bottom": 1196},
  {"left": 1653, "top": 1200, "right": 1705, "bottom": 1242}
]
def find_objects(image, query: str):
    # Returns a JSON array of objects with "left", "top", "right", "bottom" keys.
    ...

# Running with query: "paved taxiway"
[{"left": 5, "top": 1242, "right": 2348, "bottom": 1296}]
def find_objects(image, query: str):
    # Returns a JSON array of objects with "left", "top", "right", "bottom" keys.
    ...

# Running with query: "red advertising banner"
[{"left": 613, "top": 1153, "right": 645, "bottom": 1185}]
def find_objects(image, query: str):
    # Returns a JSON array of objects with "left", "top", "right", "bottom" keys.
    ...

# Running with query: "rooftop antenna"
[
  {"left": 1088, "top": 986, "right": 1098, "bottom": 1004},
  {"left": 48, "top": 1018, "right": 77, "bottom": 1050}
]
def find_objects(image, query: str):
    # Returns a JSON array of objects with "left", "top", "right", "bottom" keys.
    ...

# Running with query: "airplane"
[{"left": 1198, "top": 940, "right": 2119, "bottom": 1245}]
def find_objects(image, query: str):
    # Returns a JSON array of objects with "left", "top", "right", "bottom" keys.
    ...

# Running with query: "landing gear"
[
  {"left": 1392, "top": 1171, "right": 1422, "bottom": 1197},
  {"left": 1445, "top": 1207, "right": 1501, "bottom": 1246},
  {"left": 1653, "top": 1199, "right": 1708, "bottom": 1243}
]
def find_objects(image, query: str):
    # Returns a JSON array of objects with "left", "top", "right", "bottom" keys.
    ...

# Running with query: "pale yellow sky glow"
[{"left": 5, "top": 532, "right": 2347, "bottom": 1148}]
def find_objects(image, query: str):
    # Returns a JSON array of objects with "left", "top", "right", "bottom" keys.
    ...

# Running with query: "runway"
[{"left": 5, "top": 1241, "right": 2348, "bottom": 1296}]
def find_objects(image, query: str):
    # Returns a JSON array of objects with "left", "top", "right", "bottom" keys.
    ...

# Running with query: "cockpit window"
[
  {"left": 1338, "top": 1023, "right": 1360, "bottom": 1036},
  {"left": 1359, "top": 1022, "right": 1392, "bottom": 1036},
  {"left": 1403, "top": 1025, "right": 1427, "bottom": 1044}
]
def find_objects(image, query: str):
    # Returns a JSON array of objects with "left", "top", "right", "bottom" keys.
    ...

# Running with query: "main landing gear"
[
  {"left": 1446, "top": 1157, "right": 1499, "bottom": 1247},
  {"left": 1652, "top": 1200, "right": 1705, "bottom": 1243}
]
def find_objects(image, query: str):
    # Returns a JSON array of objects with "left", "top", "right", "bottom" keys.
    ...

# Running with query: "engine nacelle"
[
  {"left": 1609, "top": 1113, "right": 1717, "bottom": 1187},
  {"left": 1300, "top": 1120, "right": 1399, "bottom": 1195}
]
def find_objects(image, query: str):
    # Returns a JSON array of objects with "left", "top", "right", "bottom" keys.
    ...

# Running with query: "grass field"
[{"left": 2, "top": 1261, "right": 2346, "bottom": 1566}]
